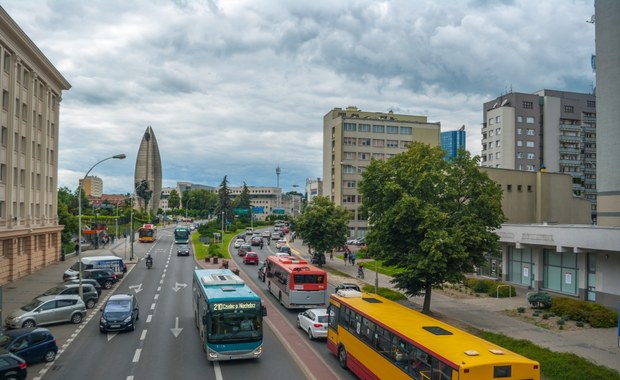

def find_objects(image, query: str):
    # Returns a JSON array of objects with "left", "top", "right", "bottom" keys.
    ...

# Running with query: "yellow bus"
[{"left": 327, "top": 290, "right": 539, "bottom": 380}]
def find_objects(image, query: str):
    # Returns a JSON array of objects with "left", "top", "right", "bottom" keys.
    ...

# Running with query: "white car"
[
  {"left": 275, "top": 239, "right": 287, "bottom": 249},
  {"left": 233, "top": 239, "right": 245, "bottom": 248},
  {"left": 261, "top": 230, "right": 271, "bottom": 238},
  {"left": 296, "top": 308, "right": 328, "bottom": 340}
]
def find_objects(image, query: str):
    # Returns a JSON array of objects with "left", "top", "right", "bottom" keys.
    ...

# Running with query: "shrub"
[
  {"left": 542, "top": 313, "right": 551, "bottom": 320},
  {"left": 550, "top": 297, "right": 618, "bottom": 328},
  {"left": 488, "top": 284, "right": 516, "bottom": 298},
  {"left": 576, "top": 321, "right": 585, "bottom": 327},
  {"left": 465, "top": 278, "right": 496, "bottom": 293},
  {"left": 528, "top": 292, "right": 552, "bottom": 309},
  {"left": 556, "top": 319, "right": 565, "bottom": 326},
  {"left": 517, "top": 307, "right": 526, "bottom": 313}
]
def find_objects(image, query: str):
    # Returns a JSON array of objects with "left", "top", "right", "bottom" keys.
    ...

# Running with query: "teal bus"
[
  {"left": 192, "top": 269, "right": 266, "bottom": 361},
  {"left": 174, "top": 226, "right": 190, "bottom": 244}
]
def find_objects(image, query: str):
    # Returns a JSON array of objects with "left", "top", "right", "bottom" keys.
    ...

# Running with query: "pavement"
[
  {"left": 2, "top": 232, "right": 619, "bottom": 379},
  {"left": 285, "top": 238, "right": 620, "bottom": 375}
]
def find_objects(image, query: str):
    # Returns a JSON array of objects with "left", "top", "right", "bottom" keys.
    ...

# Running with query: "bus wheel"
[
  {"left": 278, "top": 292, "right": 283, "bottom": 305},
  {"left": 338, "top": 346, "right": 348, "bottom": 369}
]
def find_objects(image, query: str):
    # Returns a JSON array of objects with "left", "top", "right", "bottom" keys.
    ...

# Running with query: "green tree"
[
  {"left": 359, "top": 143, "right": 505, "bottom": 314},
  {"left": 294, "top": 196, "right": 351, "bottom": 266},
  {"left": 168, "top": 189, "right": 180, "bottom": 211},
  {"left": 214, "top": 176, "right": 233, "bottom": 228},
  {"left": 57, "top": 187, "right": 77, "bottom": 247}
]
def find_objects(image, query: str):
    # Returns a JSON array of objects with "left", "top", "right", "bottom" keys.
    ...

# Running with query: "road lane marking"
[
  {"left": 140, "top": 329, "right": 147, "bottom": 340},
  {"left": 147, "top": 314, "right": 152, "bottom": 323},
  {"left": 154, "top": 294, "right": 159, "bottom": 300},
  {"left": 150, "top": 303, "right": 156, "bottom": 310},
  {"left": 132, "top": 349, "right": 142, "bottom": 362},
  {"left": 214, "top": 361, "right": 223, "bottom": 380}
]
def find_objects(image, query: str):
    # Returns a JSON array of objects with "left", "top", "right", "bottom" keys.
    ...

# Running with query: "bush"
[
  {"left": 528, "top": 292, "right": 552, "bottom": 309},
  {"left": 465, "top": 278, "right": 496, "bottom": 293},
  {"left": 517, "top": 307, "right": 526, "bottom": 313},
  {"left": 487, "top": 283, "right": 516, "bottom": 298},
  {"left": 550, "top": 297, "right": 618, "bottom": 328}
]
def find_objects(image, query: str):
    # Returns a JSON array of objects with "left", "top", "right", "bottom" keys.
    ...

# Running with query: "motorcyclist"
[
  {"left": 357, "top": 264, "right": 364, "bottom": 279},
  {"left": 260, "top": 239, "right": 264, "bottom": 250},
  {"left": 146, "top": 253, "right": 153, "bottom": 268}
]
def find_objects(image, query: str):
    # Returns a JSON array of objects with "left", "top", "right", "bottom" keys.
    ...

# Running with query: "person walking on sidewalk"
[
  {"left": 343, "top": 251, "right": 348, "bottom": 266},
  {"left": 351, "top": 252, "right": 357, "bottom": 266},
  {"left": 330, "top": 250, "right": 334, "bottom": 261}
]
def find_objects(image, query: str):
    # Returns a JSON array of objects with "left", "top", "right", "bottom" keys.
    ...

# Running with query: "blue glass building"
[{"left": 441, "top": 128, "right": 466, "bottom": 160}]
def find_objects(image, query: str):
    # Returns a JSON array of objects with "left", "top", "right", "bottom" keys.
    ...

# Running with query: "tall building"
[
  {"left": 323, "top": 106, "right": 441, "bottom": 238},
  {"left": 305, "top": 177, "right": 322, "bottom": 202},
  {"left": 0, "top": 7, "right": 71, "bottom": 283},
  {"left": 80, "top": 175, "right": 103, "bottom": 197},
  {"left": 134, "top": 126, "right": 162, "bottom": 216},
  {"left": 481, "top": 90, "right": 597, "bottom": 219},
  {"left": 595, "top": 0, "right": 620, "bottom": 227},
  {"left": 440, "top": 127, "right": 466, "bottom": 160}
]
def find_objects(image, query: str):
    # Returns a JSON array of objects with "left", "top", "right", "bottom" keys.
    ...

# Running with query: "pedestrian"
[
  {"left": 351, "top": 252, "right": 356, "bottom": 266},
  {"left": 348, "top": 252, "right": 353, "bottom": 265},
  {"left": 343, "top": 251, "right": 348, "bottom": 266},
  {"left": 260, "top": 240, "right": 264, "bottom": 250},
  {"left": 330, "top": 250, "right": 334, "bottom": 261}
]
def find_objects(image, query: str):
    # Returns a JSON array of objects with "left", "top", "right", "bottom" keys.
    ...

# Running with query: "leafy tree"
[
  {"left": 294, "top": 196, "right": 351, "bottom": 266},
  {"left": 168, "top": 189, "right": 180, "bottom": 211},
  {"left": 359, "top": 143, "right": 505, "bottom": 314},
  {"left": 57, "top": 187, "right": 77, "bottom": 246},
  {"left": 191, "top": 189, "right": 217, "bottom": 217},
  {"left": 214, "top": 176, "right": 233, "bottom": 228}
]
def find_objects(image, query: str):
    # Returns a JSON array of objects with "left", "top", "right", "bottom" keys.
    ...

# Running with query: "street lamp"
[
  {"left": 221, "top": 211, "right": 225, "bottom": 245},
  {"left": 78, "top": 154, "right": 126, "bottom": 299}
]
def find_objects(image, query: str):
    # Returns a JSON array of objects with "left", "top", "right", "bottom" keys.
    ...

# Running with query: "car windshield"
[
  {"left": 21, "top": 299, "right": 44, "bottom": 312},
  {"left": 105, "top": 300, "right": 130, "bottom": 312},
  {"left": 178, "top": 245, "right": 188, "bottom": 250},
  {"left": 41, "top": 286, "right": 64, "bottom": 296}
]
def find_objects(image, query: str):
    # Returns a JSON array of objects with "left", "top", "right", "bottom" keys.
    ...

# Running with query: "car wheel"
[
  {"left": 308, "top": 328, "right": 314, "bottom": 340},
  {"left": 71, "top": 313, "right": 83, "bottom": 324},
  {"left": 103, "top": 280, "right": 112, "bottom": 289},
  {"left": 22, "top": 319, "right": 36, "bottom": 328},
  {"left": 86, "top": 298, "right": 96, "bottom": 309},
  {"left": 338, "top": 346, "right": 348, "bottom": 369},
  {"left": 44, "top": 349, "right": 56, "bottom": 362},
  {"left": 4, "top": 375, "right": 19, "bottom": 380},
  {"left": 296, "top": 318, "right": 301, "bottom": 329}
]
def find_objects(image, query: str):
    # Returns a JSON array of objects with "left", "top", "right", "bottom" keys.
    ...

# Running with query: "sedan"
[
  {"left": 177, "top": 245, "right": 190, "bottom": 256},
  {"left": 0, "top": 327, "right": 58, "bottom": 364},
  {"left": 233, "top": 239, "right": 245, "bottom": 248},
  {"left": 297, "top": 308, "right": 328, "bottom": 340},
  {"left": 250, "top": 236, "right": 262, "bottom": 246},
  {"left": 261, "top": 230, "right": 271, "bottom": 238},
  {"left": 243, "top": 252, "right": 259, "bottom": 265}
]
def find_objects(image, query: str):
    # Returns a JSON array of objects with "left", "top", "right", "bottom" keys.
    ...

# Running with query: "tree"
[
  {"left": 359, "top": 143, "right": 505, "bottom": 314},
  {"left": 57, "top": 187, "right": 77, "bottom": 246},
  {"left": 214, "top": 176, "right": 233, "bottom": 228},
  {"left": 294, "top": 196, "right": 351, "bottom": 266},
  {"left": 168, "top": 189, "right": 180, "bottom": 211}
]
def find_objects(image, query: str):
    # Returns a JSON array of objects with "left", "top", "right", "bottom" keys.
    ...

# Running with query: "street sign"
[
  {"left": 273, "top": 208, "right": 285, "bottom": 215},
  {"left": 234, "top": 208, "right": 249, "bottom": 215}
]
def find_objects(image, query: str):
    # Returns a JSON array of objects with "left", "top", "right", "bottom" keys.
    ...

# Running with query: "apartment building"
[
  {"left": 323, "top": 106, "right": 441, "bottom": 238},
  {"left": 481, "top": 90, "right": 597, "bottom": 220},
  {"left": 80, "top": 175, "right": 103, "bottom": 197},
  {"left": 0, "top": 7, "right": 71, "bottom": 283}
]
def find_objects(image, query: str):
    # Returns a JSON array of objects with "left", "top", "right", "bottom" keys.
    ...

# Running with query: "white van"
[
  {"left": 245, "top": 227, "right": 254, "bottom": 235},
  {"left": 63, "top": 256, "right": 126, "bottom": 281}
]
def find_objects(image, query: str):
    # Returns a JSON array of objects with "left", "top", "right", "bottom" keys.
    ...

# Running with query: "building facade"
[
  {"left": 80, "top": 175, "right": 102, "bottom": 197},
  {"left": 481, "top": 90, "right": 597, "bottom": 220},
  {"left": 305, "top": 177, "right": 322, "bottom": 203},
  {"left": 0, "top": 7, "right": 71, "bottom": 284},
  {"left": 440, "top": 127, "right": 466, "bottom": 160},
  {"left": 323, "top": 106, "right": 441, "bottom": 238}
]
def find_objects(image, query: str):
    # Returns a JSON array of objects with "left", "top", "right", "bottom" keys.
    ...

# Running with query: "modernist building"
[
  {"left": 440, "top": 127, "right": 466, "bottom": 160},
  {"left": 0, "top": 7, "right": 71, "bottom": 283},
  {"left": 80, "top": 175, "right": 102, "bottom": 197},
  {"left": 134, "top": 126, "right": 162, "bottom": 216},
  {"left": 323, "top": 106, "right": 441, "bottom": 238},
  {"left": 481, "top": 90, "right": 597, "bottom": 219}
]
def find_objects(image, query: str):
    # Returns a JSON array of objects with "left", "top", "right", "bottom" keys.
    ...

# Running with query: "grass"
[
  {"left": 194, "top": 231, "right": 232, "bottom": 260},
  {"left": 476, "top": 330, "right": 620, "bottom": 380}
]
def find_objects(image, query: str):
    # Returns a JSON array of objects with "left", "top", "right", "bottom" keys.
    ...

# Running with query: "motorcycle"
[
  {"left": 357, "top": 265, "right": 364, "bottom": 279},
  {"left": 146, "top": 257, "right": 153, "bottom": 269}
]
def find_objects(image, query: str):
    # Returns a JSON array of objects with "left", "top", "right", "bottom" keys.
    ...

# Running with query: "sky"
[{"left": 2, "top": 0, "right": 596, "bottom": 195}]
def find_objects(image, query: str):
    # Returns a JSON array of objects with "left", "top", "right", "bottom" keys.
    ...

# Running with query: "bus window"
[{"left": 410, "top": 348, "right": 431, "bottom": 379}]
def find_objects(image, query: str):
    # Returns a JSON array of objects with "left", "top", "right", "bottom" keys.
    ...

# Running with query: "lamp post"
[
  {"left": 221, "top": 211, "right": 225, "bottom": 245},
  {"left": 78, "top": 154, "right": 126, "bottom": 299}
]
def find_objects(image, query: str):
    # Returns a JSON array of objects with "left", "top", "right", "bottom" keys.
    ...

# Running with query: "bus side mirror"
[{"left": 262, "top": 306, "right": 267, "bottom": 317}]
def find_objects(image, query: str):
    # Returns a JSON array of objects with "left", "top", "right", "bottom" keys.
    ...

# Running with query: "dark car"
[
  {"left": 238, "top": 244, "right": 251, "bottom": 257},
  {"left": 278, "top": 246, "right": 291, "bottom": 255},
  {"left": 0, "top": 348, "right": 27, "bottom": 380},
  {"left": 37, "top": 284, "right": 99, "bottom": 309},
  {"left": 99, "top": 294, "right": 139, "bottom": 333},
  {"left": 64, "top": 279, "right": 103, "bottom": 295},
  {"left": 176, "top": 245, "right": 190, "bottom": 256},
  {"left": 243, "top": 252, "right": 259, "bottom": 265},
  {"left": 83, "top": 268, "right": 119, "bottom": 289},
  {"left": 250, "top": 236, "right": 262, "bottom": 247},
  {"left": 0, "top": 328, "right": 58, "bottom": 364}
]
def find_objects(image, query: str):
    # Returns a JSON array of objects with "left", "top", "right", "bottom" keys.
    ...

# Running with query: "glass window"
[
  {"left": 343, "top": 137, "right": 356, "bottom": 146},
  {"left": 496, "top": 128, "right": 501, "bottom": 135},
  {"left": 523, "top": 101, "right": 533, "bottom": 109},
  {"left": 526, "top": 128, "right": 535, "bottom": 135},
  {"left": 526, "top": 117, "right": 535, "bottom": 124},
  {"left": 517, "top": 116, "right": 523, "bottom": 123},
  {"left": 517, "top": 140, "right": 523, "bottom": 147},
  {"left": 527, "top": 153, "right": 535, "bottom": 159},
  {"left": 386, "top": 126, "right": 398, "bottom": 134},
  {"left": 359, "top": 124, "right": 370, "bottom": 132},
  {"left": 496, "top": 140, "right": 501, "bottom": 147},
  {"left": 372, "top": 139, "right": 384, "bottom": 148},
  {"left": 386, "top": 139, "right": 398, "bottom": 148},
  {"left": 564, "top": 105, "right": 574, "bottom": 113},
  {"left": 399, "top": 141, "right": 410, "bottom": 149},
  {"left": 344, "top": 123, "right": 356, "bottom": 131},
  {"left": 526, "top": 141, "right": 535, "bottom": 147},
  {"left": 358, "top": 152, "right": 370, "bottom": 160},
  {"left": 495, "top": 116, "right": 501, "bottom": 123},
  {"left": 496, "top": 152, "right": 501, "bottom": 159},
  {"left": 372, "top": 125, "right": 384, "bottom": 133},
  {"left": 400, "top": 127, "right": 412, "bottom": 135}
]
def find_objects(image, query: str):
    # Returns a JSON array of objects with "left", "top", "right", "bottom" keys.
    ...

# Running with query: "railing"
[{"left": 496, "top": 284, "right": 513, "bottom": 298}]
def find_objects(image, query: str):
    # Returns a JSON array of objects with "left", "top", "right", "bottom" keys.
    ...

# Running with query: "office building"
[
  {"left": 323, "top": 106, "right": 441, "bottom": 238},
  {"left": 80, "top": 175, "right": 103, "bottom": 197},
  {"left": 440, "top": 127, "right": 466, "bottom": 160},
  {"left": 481, "top": 90, "right": 597, "bottom": 219},
  {"left": 0, "top": 7, "right": 71, "bottom": 283}
]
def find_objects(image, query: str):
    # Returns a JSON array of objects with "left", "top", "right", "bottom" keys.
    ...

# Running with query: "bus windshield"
[{"left": 207, "top": 307, "right": 262, "bottom": 343}]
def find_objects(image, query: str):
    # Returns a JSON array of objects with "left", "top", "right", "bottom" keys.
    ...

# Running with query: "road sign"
[{"left": 273, "top": 208, "right": 285, "bottom": 215}]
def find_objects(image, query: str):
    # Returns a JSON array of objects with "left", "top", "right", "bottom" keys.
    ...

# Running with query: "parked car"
[
  {"left": 36, "top": 284, "right": 99, "bottom": 309},
  {"left": 296, "top": 308, "right": 329, "bottom": 340},
  {"left": 63, "top": 279, "right": 103, "bottom": 295},
  {"left": 0, "top": 348, "right": 27, "bottom": 380},
  {"left": 243, "top": 252, "right": 259, "bottom": 265},
  {"left": 257, "top": 261, "right": 266, "bottom": 282},
  {"left": 0, "top": 327, "right": 58, "bottom": 364},
  {"left": 238, "top": 244, "right": 251, "bottom": 257},
  {"left": 335, "top": 283, "right": 361, "bottom": 293},
  {"left": 250, "top": 236, "right": 262, "bottom": 246},
  {"left": 99, "top": 294, "right": 139, "bottom": 333},
  {"left": 233, "top": 239, "right": 245, "bottom": 249},
  {"left": 4, "top": 295, "right": 86, "bottom": 329},
  {"left": 82, "top": 268, "right": 119, "bottom": 289},
  {"left": 278, "top": 246, "right": 291, "bottom": 255},
  {"left": 177, "top": 245, "right": 190, "bottom": 256}
]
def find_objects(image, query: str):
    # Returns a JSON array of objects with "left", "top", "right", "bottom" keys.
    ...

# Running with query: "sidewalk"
[{"left": 287, "top": 239, "right": 620, "bottom": 374}]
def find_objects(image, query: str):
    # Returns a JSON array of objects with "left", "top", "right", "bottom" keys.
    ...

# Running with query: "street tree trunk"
[{"left": 422, "top": 282, "right": 433, "bottom": 315}]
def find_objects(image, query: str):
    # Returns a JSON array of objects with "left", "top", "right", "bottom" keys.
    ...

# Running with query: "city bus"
[
  {"left": 264, "top": 256, "right": 327, "bottom": 308},
  {"left": 174, "top": 226, "right": 190, "bottom": 244},
  {"left": 192, "top": 269, "right": 266, "bottom": 361},
  {"left": 138, "top": 224, "right": 157, "bottom": 242},
  {"left": 327, "top": 290, "right": 540, "bottom": 380}
]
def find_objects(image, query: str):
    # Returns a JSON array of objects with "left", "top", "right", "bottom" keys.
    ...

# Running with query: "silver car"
[{"left": 4, "top": 295, "right": 87, "bottom": 329}]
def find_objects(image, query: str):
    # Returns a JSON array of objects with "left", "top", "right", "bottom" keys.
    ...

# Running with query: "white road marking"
[
  {"left": 154, "top": 294, "right": 159, "bottom": 300},
  {"left": 150, "top": 303, "right": 156, "bottom": 310},
  {"left": 140, "top": 329, "right": 147, "bottom": 340},
  {"left": 132, "top": 349, "right": 142, "bottom": 362},
  {"left": 147, "top": 314, "right": 153, "bottom": 323},
  {"left": 214, "top": 361, "right": 223, "bottom": 380}
]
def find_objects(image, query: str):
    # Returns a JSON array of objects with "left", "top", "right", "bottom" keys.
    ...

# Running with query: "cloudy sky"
[{"left": 2, "top": 0, "right": 595, "bottom": 194}]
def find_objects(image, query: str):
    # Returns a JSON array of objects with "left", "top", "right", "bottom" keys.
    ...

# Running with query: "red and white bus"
[{"left": 265, "top": 256, "right": 327, "bottom": 309}]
